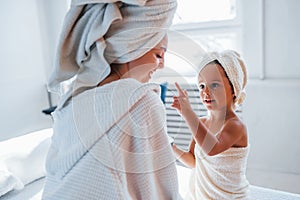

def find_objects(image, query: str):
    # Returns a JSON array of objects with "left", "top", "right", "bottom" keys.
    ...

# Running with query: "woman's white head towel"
[
  {"left": 198, "top": 50, "right": 248, "bottom": 106},
  {"left": 47, "top": 0, "right": 177, "bottom": 107}
]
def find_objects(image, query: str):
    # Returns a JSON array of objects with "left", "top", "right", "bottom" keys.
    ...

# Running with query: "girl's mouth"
[{"left": 204, "top": 99, "right": 215, "bottom": 104}]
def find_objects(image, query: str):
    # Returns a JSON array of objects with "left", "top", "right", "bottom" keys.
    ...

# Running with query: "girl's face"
[
  {"left": 198, "top": 63, "right": 234, "bottom": 111},
  {"left": 125, "top": 36, "right": 167, "bottom": 83}
]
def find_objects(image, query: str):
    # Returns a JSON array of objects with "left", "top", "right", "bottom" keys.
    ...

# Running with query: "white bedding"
[
  {"left": 0, "top": 178, "right": 44, "bottom": 200},
  {"left": 0, "top": 166, "right": 300, "bottom": 200},
  {"left": 0, "top": 129, "right": 52, "bottom": 198},
  {"left": 1, "top": 129, "right": 300, "bottom": 200},
  {"left": 249, "top": 185, "right": 300, "bottom": 200},
  {"left": 2, "top": 166, "right": 300, "bottom": 200}
]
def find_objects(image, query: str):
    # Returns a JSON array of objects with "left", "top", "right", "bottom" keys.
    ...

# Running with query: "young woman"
[{"left": 42, "top": 0, "right": 180, "bottom": 199}]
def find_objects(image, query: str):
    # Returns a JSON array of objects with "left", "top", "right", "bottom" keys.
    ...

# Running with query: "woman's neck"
[
  {"left": 97, "top": 73, "right": 118, "bottom": 87},
  {"left": 97, "top": 63, "right": 128, "bottom": 87}
]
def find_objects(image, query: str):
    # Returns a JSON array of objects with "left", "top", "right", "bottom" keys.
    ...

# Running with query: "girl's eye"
[
  {"left": 198, "top": 84, "right": 205, "bottom": 90},
  {"left": 211, "top": 83, "right": 219, "bottom": 89}
]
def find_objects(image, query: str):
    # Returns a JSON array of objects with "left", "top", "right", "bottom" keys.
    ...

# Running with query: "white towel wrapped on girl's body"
[{"left": 187, "top": 145, "right": 250, "bottom": 200}]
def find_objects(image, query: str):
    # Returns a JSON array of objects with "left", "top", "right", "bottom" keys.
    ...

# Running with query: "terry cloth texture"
[
  {"left": 42, "top": 79, "right": 180, "bottom": 200},
  {"left": 187, "top": 145, "right": 250, "bottom": 200}
]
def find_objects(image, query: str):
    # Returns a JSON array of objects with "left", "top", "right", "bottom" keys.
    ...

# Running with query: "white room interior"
[{"left": 1, "top": 0, "right": 300, "bottom": 195}]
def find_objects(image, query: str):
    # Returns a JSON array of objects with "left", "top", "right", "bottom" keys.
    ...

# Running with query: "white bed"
[
  {"left": 1, "top": 128, "right": 300, "bottom": 200},
  {"left": 176, "top": 165, "right": 300, "bottom": 200},
  {"left": 0, "top": 129, "right": 52, "bottom": 200},
  {"left": 0, "top": 178, "right": 44, "bottom": 200},
  {"left": 2, "top": 166, "right": 300, "bottom": 200}
]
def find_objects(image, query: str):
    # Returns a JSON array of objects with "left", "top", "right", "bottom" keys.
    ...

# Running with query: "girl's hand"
[{"left": 171, "top": 82, "right": 192, "bottom": 116}]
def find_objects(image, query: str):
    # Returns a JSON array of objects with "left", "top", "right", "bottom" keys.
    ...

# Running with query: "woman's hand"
[{"left": 171, "top": 82, "right": 193, "bottom": 116}]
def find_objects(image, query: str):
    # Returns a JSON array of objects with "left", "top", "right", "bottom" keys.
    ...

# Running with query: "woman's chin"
[
  {"left": 144, "top": 78, "right": 151, "bottom": 83},
  {"left": 143, "top": 75, "right": 152, "bottom": 83},
  {"left": 139, "top": 77, "right": 150, "bottom": 83}
]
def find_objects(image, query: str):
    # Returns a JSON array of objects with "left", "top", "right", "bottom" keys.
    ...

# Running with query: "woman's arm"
[{"left": 127, "top": 88, "right": 180, "bottom": 199}]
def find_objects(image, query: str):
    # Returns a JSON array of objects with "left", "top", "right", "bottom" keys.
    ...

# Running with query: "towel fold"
[
  {"left": 47, "top": 0, "right": 177, "bottom": 109},
  {"left": 188, "top": 145, "right": 250, "bottom": 200}
]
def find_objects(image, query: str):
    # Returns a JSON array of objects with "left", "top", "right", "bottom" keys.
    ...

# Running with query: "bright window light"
[
  {"left": 160, "top": 0, "right": 241, "bottom": 78},
  {"left": 173, "top": 0, "right": 236, "bottom": 24},
  {"left": 191, "top": 32, "right": 238, "bottom": 52}
]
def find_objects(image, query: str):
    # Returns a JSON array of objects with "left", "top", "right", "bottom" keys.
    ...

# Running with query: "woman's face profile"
[{"left": 126, "top": 36, "right": 168, "bottom": 83}]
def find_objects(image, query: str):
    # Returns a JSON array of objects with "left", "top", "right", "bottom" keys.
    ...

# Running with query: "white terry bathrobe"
[
  {"left": 43, "top": 79, "right": 179, "bottom": 199},
  {"left": 42, "top": 0, "right": 180, "bottom": 199}
]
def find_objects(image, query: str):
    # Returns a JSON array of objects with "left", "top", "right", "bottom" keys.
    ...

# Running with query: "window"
[
  {"left": 173, "top": 0, "right": 237, "bottom": 24},
  {"left": 153, "top": 0, "right": 242, "bottom": 82},
  {"left": 172, "top": 0, "right": 241, "bottom": 51}
]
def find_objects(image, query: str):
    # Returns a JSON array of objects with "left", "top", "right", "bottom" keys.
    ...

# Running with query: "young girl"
[{"left": 172, "top": 50, "right": 249, "bottom": 200}]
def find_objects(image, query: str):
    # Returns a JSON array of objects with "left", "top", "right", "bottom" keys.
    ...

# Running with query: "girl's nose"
[{"left": 203, "top": 86, "right": 210, "bottom": 95}]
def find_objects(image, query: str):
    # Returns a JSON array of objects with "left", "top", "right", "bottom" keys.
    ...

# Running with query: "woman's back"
[{"left": 43, "top": 79, "right": 179, "bottom": 200}]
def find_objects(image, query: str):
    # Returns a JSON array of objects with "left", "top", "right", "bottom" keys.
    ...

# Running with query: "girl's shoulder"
[
  {"left": 199, "top": 116, "right": 208, "bottom": 123},
  {"left": 227, "top": 115, "right": 243, "bottom": 123},
  {"left": 224, "top": 116, "right": 247, "bottom": 134},
  {"left": 225, "top": 117, "right": 248, "bottom": 147}
]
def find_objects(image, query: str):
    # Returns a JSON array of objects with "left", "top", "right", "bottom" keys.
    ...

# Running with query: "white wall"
[
  {"left": 0, "top": 0, "right": 66, "bottom": 141},
  {"left": 242, "top": 0, "right": 300, "bottom": 194}
]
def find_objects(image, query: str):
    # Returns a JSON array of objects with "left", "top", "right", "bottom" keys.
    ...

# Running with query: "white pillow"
[
  {"left": 0, "top": 128, "right": 53, "bottom": 196},
  {"left": 0, "top": 169, "right": 23, "bottom": 196}
]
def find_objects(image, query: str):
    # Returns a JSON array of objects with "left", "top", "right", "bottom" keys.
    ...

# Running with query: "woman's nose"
[
  {"left": 158, "top": 52, "right": 165, "bottom": 69},
  {"left": 158, "top": 58, "right": 164, "bottom": 69},
  {"left": 158, "top": 62, "right": 164, "bottom": 69}
]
